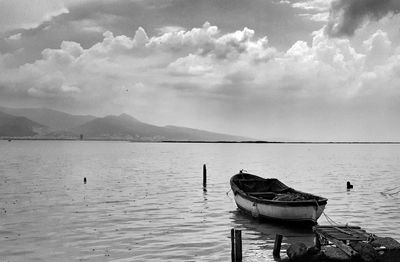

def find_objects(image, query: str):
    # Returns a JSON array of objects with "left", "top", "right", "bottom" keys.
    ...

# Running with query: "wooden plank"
[
  {"left": 319, "top": 233, "right": 367, "bottom": 241},
  {"left": 324, "top": 233, "right": 368, "bottom": 241},
  {"left": 333, "top": 237, "right": 366, "bottom": 241},
  {"left": 333, "top": 226, "right": 355, "bottom": 236},
  {"left": 327, "top": 237, "right": 359, "bottom": 258},
  {"left": 324, "top": 233, "right": 358, "bottom": 238},
  {"left": 315, "top": 226, "right": 369, "bottom": 241},
  {"left": 328, "top": 234, "right": 368, "bottom": 239}
]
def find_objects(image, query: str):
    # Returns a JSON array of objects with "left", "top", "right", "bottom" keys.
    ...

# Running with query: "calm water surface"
[{"left": 0, "top": 141, "right": 399, "bottom": 261}]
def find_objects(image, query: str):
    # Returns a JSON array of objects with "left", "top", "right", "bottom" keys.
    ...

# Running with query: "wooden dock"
[
  {"left": 228, "top": 225, "right": 400, "bottom": 261},
  {"left": 313, "top": 225, "right": 400, "bottom": 262}
]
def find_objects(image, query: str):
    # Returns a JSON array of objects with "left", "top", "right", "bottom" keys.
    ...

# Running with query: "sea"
[{"left": 0, "top": 141, "right": 399, "bottom": 261}]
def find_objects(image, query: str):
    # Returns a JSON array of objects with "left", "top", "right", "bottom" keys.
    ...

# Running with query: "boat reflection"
[{"left": 229, "top": 209, "right": 316, "bottom": 260}]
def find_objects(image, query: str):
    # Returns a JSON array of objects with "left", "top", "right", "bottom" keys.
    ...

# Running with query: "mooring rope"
[
  {"left": 315, "top": 199, "right": 345, "bottom": 227},
  {"left": 322, "top": 211, "right": 341, "bottom": 226},
  {"left": 226, "top": 188, "right": 233, "bottom": 200}
]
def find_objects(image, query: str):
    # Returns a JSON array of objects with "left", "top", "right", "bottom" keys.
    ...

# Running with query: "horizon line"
[{"left": 2, "top": 138, "right": 400, "bottom": 144}]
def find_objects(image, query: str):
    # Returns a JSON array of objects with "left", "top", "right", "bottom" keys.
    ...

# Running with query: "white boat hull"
[{"left": 234, "top": 193, "right": 326, "bottom": 223}]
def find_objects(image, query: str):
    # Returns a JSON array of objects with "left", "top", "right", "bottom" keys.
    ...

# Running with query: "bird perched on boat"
[{"left": 347, "top": 181, "right": 353, "bottom": 189}]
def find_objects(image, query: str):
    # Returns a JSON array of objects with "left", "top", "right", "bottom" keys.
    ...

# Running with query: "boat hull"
[{"left": 233, "top": 191, "right": 325, "bottom": 224}]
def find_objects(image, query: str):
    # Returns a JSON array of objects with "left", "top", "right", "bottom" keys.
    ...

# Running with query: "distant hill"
[
  {"left": 0, "top": 107, "right": 251, "bottom": 141},
  {"left": 0, "top": 111, "right": 46, "bottom": 137},
  {"left": 0, "top": 107, "right": 95, "bottom": 130},
  {"left": 70, "top": 114, "right": 160, "bottom": 139},
  {"left": 72, "top": 113, "right": 248, "bottom": 141},
  {"left": 162, "top": 125, "right": 248, "bottom": 141}
]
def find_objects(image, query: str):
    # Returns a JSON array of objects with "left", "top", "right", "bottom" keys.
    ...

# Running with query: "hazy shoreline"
[{"left": 2, "top": 137, "right": 400, "bottom": 144}]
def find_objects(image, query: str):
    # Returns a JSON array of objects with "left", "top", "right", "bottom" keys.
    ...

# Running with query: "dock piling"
[
  {"left": 203, "top": 164, "right": 207, "bottom": 191},
  {"left": 231, "top": 228, "right": 242, "bottom": 262},
  {"left": 231, "top": 229, "right": 235, "bottom": 262},
  {"left": 273, "top": 234, "right": 283, "bottom": 258},
  {"left": 235, "top": 230, "right": 242, "bottom": 261}
]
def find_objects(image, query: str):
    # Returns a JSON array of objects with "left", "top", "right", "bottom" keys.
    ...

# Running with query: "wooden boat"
[{"left": 230, "top": 172, "right": 327, "bottom": 224}]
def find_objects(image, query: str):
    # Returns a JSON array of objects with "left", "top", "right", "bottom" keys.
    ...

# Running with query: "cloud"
[
  {"left": 292, "top": 0, "right": 331, "bottom": 12},
  {"left": 326, "top": 0, "right": 400, "bottom": 37},
  {"left": 0, "top": 0, "right": 69, "bottom": 33},
  {"left": 299, "top": 12, "right": 329, "bottom": 22},
  {"left": 291, "top": 0, "right": 331, "bottom": 22},
  {"left": 363, "top": 29, "right": 393, "bottom": 68},
  {"left": 1, "top": 22, "right": 400, "bottom": 139},
  {"left": 7, "top": 33, "right": 22, "bottom": 41},
  {"left": 0, "top": 23, "right": 277, "bottom": 114},
  {"left": 157, "top": 26, "right": 186, "bottom": 34},
  {"left": 0, "top": 0, "right": 320, "bottom": 66},
  {"left": 168, "top": 54, "right": 214, "bottom": 76},
  {"left": 0, "top": 24, "right": 396, "bottom": 102}
]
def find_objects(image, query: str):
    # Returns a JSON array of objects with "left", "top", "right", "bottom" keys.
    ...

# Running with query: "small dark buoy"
[
  {"left": 347, "top": 181, "right": 353, "bottom": 189},
  {"left": 84, "top": 177, "right": 87, "bottom": 184}
]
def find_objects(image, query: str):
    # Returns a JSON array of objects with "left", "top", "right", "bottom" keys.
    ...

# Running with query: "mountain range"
[{"left": 0, "top": 107, "right": 250, "bottom": 141}]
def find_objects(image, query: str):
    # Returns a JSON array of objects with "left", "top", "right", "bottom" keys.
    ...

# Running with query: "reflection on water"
[
  {"left": 230, "top": 210, "right": 316, "bottom": 261},
  {"left": 0, "top": 141, "right": 399, "bottom": 261}
]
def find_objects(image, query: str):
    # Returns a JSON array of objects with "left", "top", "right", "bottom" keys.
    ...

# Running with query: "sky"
[{"left": 0, "top": 0, "right": 400, "bottom": 141}]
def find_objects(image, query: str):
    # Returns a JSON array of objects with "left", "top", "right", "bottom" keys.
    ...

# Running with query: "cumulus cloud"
[
  {"left": 0, "top": 23, "right": 398, "bottom": 102},
  {"left": 0, "top": 22, "right": 277, "bottom": 114},
  {"left": 326, "top": 0, "right": 400, "bottom": 37}
]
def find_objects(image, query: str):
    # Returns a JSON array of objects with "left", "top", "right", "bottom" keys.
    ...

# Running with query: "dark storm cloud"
[{"left": 326, "top": 0, "right": 400, "bottom": 37}]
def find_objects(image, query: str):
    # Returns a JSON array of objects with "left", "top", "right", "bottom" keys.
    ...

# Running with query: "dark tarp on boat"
[{"left": 231, "top": 172, "right": 327, "bottom": 205}]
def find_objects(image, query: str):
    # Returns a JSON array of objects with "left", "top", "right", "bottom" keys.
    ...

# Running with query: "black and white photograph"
[{"left": 0, "top": 0, "right": 399, "bottom": 261}]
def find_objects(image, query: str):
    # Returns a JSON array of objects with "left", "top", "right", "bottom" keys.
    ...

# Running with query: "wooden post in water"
[
  {"left": 231, "top": 228, "right": 235, "bottom": 262},
  {"left": 203, "top": 164, "right": 207, "bottom": 191},
  {"left": 83, "top": 177, "right": 87, "bottom": 184},
  {"left": 235, "top": 230, "right": 242, "bottom": 261},
  {"left": 273, "top": 234, "right": 283, "bottom": 258},
  {"left": 231, "top": 228, "right": 243, "bottom": 262}
]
